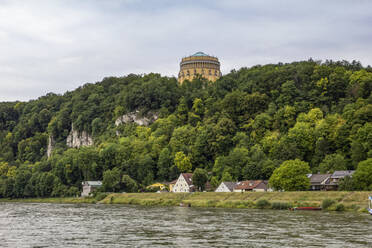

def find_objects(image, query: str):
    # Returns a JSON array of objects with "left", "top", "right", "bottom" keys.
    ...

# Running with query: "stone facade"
[{"left": 178, "top": 52, "right": 221, "bottom": 83}]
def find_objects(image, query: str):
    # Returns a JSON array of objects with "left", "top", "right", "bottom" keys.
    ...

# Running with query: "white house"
[
  {"left": 172, "top": 173, "right": 194, "bottom": 193},
  {"left": 81, "top": 181, "right": 102, "bottom": 197},
  {"left": 215, "top": 182, "right": 237, "bottom": 192}
]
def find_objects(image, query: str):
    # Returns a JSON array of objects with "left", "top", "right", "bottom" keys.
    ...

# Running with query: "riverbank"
[
  {"left": 1, "top": 191, "right": 371, "bottom": 212},
  {"left": 100, "top": 191, "right": 371, "bottom": 212}
]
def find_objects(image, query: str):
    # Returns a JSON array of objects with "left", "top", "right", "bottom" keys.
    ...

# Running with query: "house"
[
  {"left": 147, "top": 183, "right": 167, "bottom": 191},
  {"left": 172, "top": 173, "right": 194, "bottom": 192},
  {"left": 215, "top": 182, "right": 237, "bottom": 192},
  {"left": 308, "top": 173, "right": 332, "bottom": 191},
  {"left": 330, "top": 170, "right": 355, "bottom": 184},
  {"left": 81, "top": 181, "right": 102, "bottom": 197},
  {"left": 233, "top": 180, "right": 271, "bottom": 192},
  {"left": 325, "top": 170, "right": 355, "bottom": 190}
]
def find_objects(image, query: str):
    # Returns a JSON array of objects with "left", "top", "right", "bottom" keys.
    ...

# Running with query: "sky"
[{"left": 1, "top": 0, "right": 372, "bottom": 101}]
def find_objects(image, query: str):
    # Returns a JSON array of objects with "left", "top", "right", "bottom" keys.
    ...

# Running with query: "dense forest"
[{"left": 0, "top": 59, "right": 371, "bottom": 197}]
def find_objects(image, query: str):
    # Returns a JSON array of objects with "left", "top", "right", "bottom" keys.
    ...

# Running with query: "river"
[{"left": 0, "top": 202, "right": 371, "bottom": 247}]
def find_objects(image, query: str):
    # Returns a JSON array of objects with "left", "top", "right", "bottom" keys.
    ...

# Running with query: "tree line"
[{"left": 0, "top": 59, "right": 371, "bottom": 197}]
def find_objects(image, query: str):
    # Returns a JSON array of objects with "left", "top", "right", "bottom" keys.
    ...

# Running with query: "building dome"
[{"left": 178, "top": 52, "right": 221, "bottom": 83}]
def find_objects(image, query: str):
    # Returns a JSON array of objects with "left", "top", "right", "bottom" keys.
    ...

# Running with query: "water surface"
[{"left": 0, "top": 202, "right": 371, "bottom": 247}]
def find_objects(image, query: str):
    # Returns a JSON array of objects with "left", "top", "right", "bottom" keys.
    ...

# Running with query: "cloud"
[{"left": 0, "top": 0, "right": 371, "bottom": 101}]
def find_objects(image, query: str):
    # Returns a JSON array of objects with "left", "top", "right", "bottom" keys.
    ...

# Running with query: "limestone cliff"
[
  {"left": 115, "top": 111, "right": 158, "bottom": 127},
  {"left": 66, "top": 125, "right": 93, "bottom": 148},
  {"left": 47, "top": 135, "right": 55, "bottom": 158}
]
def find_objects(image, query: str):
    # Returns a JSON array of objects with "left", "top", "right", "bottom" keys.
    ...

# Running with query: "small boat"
[
  {"left": 290, "top": 207, "right": 322, "bottom": 211},
  {"left": 368, "top": 196, "right": 372, "bottom": 215}
]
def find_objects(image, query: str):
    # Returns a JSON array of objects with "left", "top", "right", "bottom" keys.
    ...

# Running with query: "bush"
[
  {"left": 94, "top": 192, "right": 109, "bottom": 201},
  {"left": 335, "top": 204, "right": 345, "bottom": 211},
  {"left": 322, "top": 199, "right": 335, "bottom": 210},
  {"left": 271, "top": 202, "right": 292, "bottom": 210},
  {"left": 256, "top": 199, "right": 271, "bottom": 209}
]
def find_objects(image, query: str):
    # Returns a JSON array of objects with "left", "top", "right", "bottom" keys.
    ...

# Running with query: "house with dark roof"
[
  {"left": 308, "top": 173, "right": 332, "bottom": 191},
  {"left": 233, "top": 180, "right": 271, "bottom": 192},
  {"left": 172, "top": 173, "right": 194, "bottom": 192},
  {"left": 325, "top": 170, "right": 355, "bottom": 190},
  {"left": 215, "top": 182, "right": 237, "bottom": 192}
]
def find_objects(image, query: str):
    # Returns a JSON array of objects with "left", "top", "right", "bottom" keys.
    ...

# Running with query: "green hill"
[{"left": 0, "top": 59, "right": 371, "bottom": 197}]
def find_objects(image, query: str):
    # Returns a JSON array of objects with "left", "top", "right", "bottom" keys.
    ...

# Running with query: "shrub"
[
  {"left": 271, "top": 202, "right": 292, "bottom": 210},
  {"left": 256, "top": 199, "right": 271, "bottom": 209},
  {"left": 335, "top": 204, "right": 345, "bottom": 211},
  {"left": 94, "top": 192, "right": 109, "bottom": 201},
  {"left": 322, "top": 199, "right": 335, "bottom": 210}
]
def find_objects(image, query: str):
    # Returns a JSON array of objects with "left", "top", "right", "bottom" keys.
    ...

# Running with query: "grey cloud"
[{"left": 0, "top": 0, "right": 371, "bottom": 101}]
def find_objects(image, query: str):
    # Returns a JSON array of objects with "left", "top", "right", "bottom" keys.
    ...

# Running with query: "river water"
[{"left": 0, "top": 203, "right": 371, "bottom": 247}]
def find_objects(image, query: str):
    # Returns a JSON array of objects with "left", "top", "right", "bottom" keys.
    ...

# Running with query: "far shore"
[{"left": 1, "top": 191, "right": 371, "bottom": 212}]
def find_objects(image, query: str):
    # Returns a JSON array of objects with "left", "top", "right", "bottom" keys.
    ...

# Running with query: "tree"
[
  {"left": 102, "top": 168, "right": 122, "bottom": 192},
  {"left": 318, "top": 154, "right": 347, "bottom": 173},
  {"left": 269, "top": 159, "right": 311, "bottom": 191},
  {"left": 122, "top": 174, "right": 138, "bottom": 192},
  {"left": 338, "top": 176, "right": 356, "bottom": 191},
  {"left": 192, "top": 168, "right": 208, "bottom": 191},
  {"left": 352, "top": 158, "right": 372, "bottom": 190},
  {"left": 157, "top": 148, "right": 173, "bottom": 181},
  {"left": 174, "top": 152, "right": 192, "bottom": 173}
]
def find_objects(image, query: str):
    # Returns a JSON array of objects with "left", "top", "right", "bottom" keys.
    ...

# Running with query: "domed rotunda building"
[{"left": 178, "top": 52, "right": 221, "bottom": 83}]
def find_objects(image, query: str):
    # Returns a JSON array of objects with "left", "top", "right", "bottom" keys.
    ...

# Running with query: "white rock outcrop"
[
  {"left": 115, "top": 111, "right": 158, "bottom": 127},
  {"left": 66, "top": 125, "right": 93, "bottom": 148},
  {"left": 47, "top": 135, "right": 55, "bottom": 158}
]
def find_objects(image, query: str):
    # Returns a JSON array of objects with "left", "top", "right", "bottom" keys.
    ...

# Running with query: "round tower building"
[{"left": 178, "top": 52, "right": 221, "bottom": 83}]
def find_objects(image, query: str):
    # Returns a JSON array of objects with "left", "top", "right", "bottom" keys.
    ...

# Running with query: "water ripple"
[{"left": 0, "top": 202, "right": 371, "bottom": 247}]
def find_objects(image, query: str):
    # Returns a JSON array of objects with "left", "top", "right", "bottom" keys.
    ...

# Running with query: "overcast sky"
[{"left": 1, "top": 0, "right": 372, "bottom": 101}]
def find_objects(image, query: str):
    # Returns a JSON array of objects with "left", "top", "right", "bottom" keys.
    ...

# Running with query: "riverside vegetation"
[
  {"left": 2, "top": 191, "right": 371, "bottom": 212},
  {"left": 0, "top": 59, "right": 372, "bottom": 198}
]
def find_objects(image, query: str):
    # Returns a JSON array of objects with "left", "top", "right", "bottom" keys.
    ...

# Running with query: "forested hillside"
[{"left": 0, "top": 59, "right": 371, "bottom": 197}]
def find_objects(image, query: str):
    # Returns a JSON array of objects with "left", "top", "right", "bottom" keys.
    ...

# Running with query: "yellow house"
[{"left": 147, "top": 183, "right": 167, "bottom": 191}]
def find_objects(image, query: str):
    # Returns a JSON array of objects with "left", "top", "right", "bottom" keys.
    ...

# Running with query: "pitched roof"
[
  {"left": 181, "top": 173, "right": 193, "bottom": 186},
  {"left": 168, "top": 179, "right": 178, "bottom": 185},
  {"left": 221, "top": 182, "right": 238, "bottom": 191},
  {"left": 234, "top": 180, "right": 264, "bottom": 190},
  {"left": 82, "top": 181, "right": 102, "bottom": 186},
  {"left": 331, "top": 170, "right": 355, "bottom": 179},
  {"left": 309, "top": 174, "right": 331, "bottom": 184}
]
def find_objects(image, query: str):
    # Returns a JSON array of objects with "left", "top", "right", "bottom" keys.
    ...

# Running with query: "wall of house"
[
  {"left": 81, "top": 185, "right": 92, "bottom": 197},
  {"left": 215, "top": 183, "right": 231, "bottom": 192},
  {"left": 172, "top": 175, "right": 191, "bottom": 192}
]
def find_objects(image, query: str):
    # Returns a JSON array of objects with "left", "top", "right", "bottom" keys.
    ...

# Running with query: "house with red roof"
[{"left": 233, "top": 180, "right": 271, "bottom": 192}]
